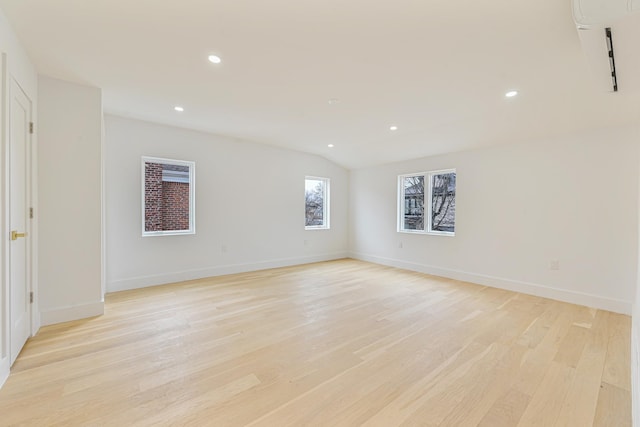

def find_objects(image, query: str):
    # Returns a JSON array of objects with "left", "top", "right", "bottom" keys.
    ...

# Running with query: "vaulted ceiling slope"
[{"left": 1, "top": 0, "right": 639, "bottom": 169}]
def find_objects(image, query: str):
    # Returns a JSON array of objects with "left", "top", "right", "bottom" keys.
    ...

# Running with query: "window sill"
[
  {"left": 142, "top": 230, "right": 196, "bottom": 237},
  {"left": 397, "top": 230, "right": 455, "bottom": 237}
]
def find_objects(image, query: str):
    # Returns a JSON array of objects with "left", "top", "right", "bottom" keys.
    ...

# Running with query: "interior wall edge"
[
  {"left": 633, "top": 321, "right": 639, "bottom": 426},
  {"left": 350, "top": 252, "right": 632, "bottom": 315}
]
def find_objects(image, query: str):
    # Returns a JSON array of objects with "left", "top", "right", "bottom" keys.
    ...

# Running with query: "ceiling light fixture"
[
  {"left": 328, "top": 144, "right": 335, "bottom": 148},
  {"left": 208, "top": 54, "right": 222, "bottom": 64},
  {"left": 328, "top": 99, "right": 340, "bottom": 105},
  {"left": 174, "top": 106, "right": 184, "bottom": 112},
  {"left": 390, "top": 125, "right": 398, "bottom": 131},
  {"left": 505, "top": 90, "right": 519, "bottom": 98}
]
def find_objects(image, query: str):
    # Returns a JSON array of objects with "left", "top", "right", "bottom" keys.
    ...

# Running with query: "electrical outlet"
[
  {"left": 303, "top": 239, "right": 308, "bottom": 246},
  {"left": 550, "top": 260, "right": 560, "bottom": 270},
  {"left": 398, "top": 242, "right": 403, "bottom": 249}
]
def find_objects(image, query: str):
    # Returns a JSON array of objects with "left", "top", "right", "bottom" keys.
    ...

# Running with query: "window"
[
  {"left": 398, "top": 169, "right": 456, "bottom": 235},
  {"left": 142, "top": 157, "right": 195, "bottom": 236},
  {"left": 305, "top": 177, "right": 329, "bottom": 229}
]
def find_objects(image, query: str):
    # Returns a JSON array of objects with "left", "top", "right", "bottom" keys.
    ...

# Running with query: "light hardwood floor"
[{"left": 0, "top": 259, "right": 631, "bottom": 426}]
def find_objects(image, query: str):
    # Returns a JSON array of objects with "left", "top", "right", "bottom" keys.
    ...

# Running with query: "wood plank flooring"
[{"left": 0, "top": 259, "right": 631, "bottom": 426}]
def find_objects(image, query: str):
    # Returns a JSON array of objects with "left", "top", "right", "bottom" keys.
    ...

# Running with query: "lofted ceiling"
[{"left": 1, "top": 0, "right": 639, "bottom": 169}]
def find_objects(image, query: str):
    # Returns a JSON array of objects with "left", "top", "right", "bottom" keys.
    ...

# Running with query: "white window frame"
[
  {"left": 141, "top": 156, "right": 196, "bottom": 237},
  {"left": 397, "top": 168, "right": 456, "bottom": 236},
  {"left": 305, "top": 176, "right": 330, "bottom": 230}
]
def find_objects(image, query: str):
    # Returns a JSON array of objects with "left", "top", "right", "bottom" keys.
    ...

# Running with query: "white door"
[{"left": 9, "top": 79, "right": 31, "bottom": 365}]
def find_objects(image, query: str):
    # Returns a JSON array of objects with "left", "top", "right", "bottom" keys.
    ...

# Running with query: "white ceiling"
[{"left": 1, "top": 0, "right": 639, "bottom": 169}]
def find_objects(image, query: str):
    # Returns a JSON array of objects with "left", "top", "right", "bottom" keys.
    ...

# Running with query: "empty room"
[{"left": 0, "top": 0, "right": 639, "bottom": 426}]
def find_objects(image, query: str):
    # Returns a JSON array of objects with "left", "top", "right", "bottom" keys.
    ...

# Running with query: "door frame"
[{"left": 0, "top": 51, "right": 7, "bottom": 387}]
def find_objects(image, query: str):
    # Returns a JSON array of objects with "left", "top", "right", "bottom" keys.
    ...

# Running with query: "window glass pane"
[
  {"left": 143, "top": 157, "right": 195, "bottom": 236},
  {"left": 403, "top": 175, "right": 424, "bottom": 231},
  {"left": 305, "top": 178, "right": 325, "bottom": 227},
  {"left": 430, "top": 172, "right": 456, "bottom": 233}
]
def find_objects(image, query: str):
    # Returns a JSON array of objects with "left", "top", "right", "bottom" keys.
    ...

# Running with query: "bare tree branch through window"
[{"left": 399, "top": 170, "right": 455, "bottom": 235}]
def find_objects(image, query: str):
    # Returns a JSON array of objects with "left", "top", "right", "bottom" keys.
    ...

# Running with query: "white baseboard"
[
  {"left": 107, "top": 252, "right": 349, "bottom": 293},
  {"left": 0, "top": 356, "right": 8, "bottom": 389},
  {"left": 31, "top": 305, "right": 41, "bottom": 337},
  {"left": 40, "top": 300, "right": 105, "bottom": 326},
  {"left": 350, "top": 252, "right": 632, "bottom": 315}
]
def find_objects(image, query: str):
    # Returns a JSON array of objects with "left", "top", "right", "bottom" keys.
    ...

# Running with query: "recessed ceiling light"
[
  {"left": 505, "top": 90, "right": 518, "bottom": 98},
  {"left": 328, "top": 99, "right": 340, "bottom": 105},
  {"left": 390, "top": 125, "right": 398, "bottom": 131},
  {"left": 208, "top": 54, "right": 222, "bottom": 64},
  {"left": 174, "top": 106, "right": 184, "bottom": 112},
  {"left": 327, "top": 144, "right": 335, "bottom": 148}
]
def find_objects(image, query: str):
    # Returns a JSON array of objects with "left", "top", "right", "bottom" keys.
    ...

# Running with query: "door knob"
[{"left": 11, "top": 230, "right": 27, "bottom": 241}]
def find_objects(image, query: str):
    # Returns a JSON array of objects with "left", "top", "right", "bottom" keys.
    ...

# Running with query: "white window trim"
[
  {"left": 397, "top": 168, "right": 456, "bottom": 236},
  {"left": 305, "top": 176, "right": 330, "bottom": 230},
  {"left": 397, "top": 171, "right": 425, "bottom": 233},
  {"left": 141, "top": 156, "right": 196, "bottom": 237}
]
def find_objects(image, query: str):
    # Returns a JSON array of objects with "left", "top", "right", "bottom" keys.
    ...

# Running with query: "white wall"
[
  {"left": 350, "top": 125, "right": 640, "bottom": 314},
  {"left": 37, "top": 76, "right": 103, "bottom": 325},
  {"left": 0, "top": 6, "right": 38, "bottom": 389},
  {"left": 105, "top": 115, "right": 348, "bottom": 292}
]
